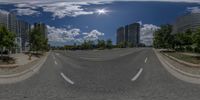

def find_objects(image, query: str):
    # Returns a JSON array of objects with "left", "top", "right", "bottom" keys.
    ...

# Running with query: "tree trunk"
[
  {"left": 0, "top": 47, "right": 3, "bottom": 60},
  {"left": 28, "top": 51, "right": 32, "bottom": 60}
]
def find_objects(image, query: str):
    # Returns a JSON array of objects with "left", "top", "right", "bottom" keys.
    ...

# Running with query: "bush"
[
  {"left": 175, "top": 47, "right": 184, "bottom": 52},
  {"left": 194, "top": 47, "right": 200, "bottom": 53},
  {"left": 185, "top": 46, "right": 193, "bottom": 52}
]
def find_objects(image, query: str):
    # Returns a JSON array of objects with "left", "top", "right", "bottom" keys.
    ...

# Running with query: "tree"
[
  {"left": 29, "top": 27, "right": 48, "bottom": 59},
  {"left": 174, "top": 33, "right": 184, "bottom": 48},
  {"left": 97, "top": 39, "right": 106, "bottom": 49},
  {"left": 0, "top": 26, "right": 15, "bottom": 59},
  {"left": 117, "top": 41, "right": 126, "bottom": 48},
  {"left": 184, "top": 29, "right": 193, "bottom": 46},
  {"left": 193, "top": 28, "right": 200, "bottom": 48},
  {"left": 127, "top": 41, "right": 134, "bottom": 48},
  {"left": 81, "top": 40, "right": 94, "bottom": 50},
  {"left": 106, "top": 39, "right": 113, "bottom": 49},
  {"left": 153, "top": 24, "right": 173, "bottom": 49}
]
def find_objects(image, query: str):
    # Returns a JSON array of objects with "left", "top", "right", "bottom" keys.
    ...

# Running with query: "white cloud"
[
  {"left": 187, "top": 7, "right": 200, "bottom": 13},
  {"left": 47, "top": 25, "right": 104, "bottom": 44},
  {"left": 13, "top": 8, "right": 40, "bottom": 16},
  {"left": 0, "top": 0, "right": 200, "bottom": 4},
  {"left": 47, "top": 25, "right": 81, "bottom": 42},
  {"left": 140, "top": 24, "right": 160, "bottom": 46},
  {"left": 40, "top": 2, "right": 95, "bottom": 18},
  {"left": 83, "top": 30, "right": 104, "bottom": 41},
  {"left": 4, "top": 0, "right": 199, "bottom": 18},
  {"left": 11, "top": 1, "right": 110, "bottom": 18},
  {"left": 0, "top": 9, "right": 9, "bottom": 14}
]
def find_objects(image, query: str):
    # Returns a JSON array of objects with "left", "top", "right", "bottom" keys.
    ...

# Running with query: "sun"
[{"left": 96, "top": 8, "right": 109, "bottom": 15}]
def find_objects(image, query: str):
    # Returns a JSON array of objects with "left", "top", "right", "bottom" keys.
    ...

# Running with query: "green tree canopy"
[{"left": 0, "top": 26, "right": 15, "bottom": 51}]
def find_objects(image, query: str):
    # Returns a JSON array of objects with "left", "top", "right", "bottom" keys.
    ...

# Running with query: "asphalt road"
[{"left": 0, "top": 48, "right": 200, "bottom": 100}]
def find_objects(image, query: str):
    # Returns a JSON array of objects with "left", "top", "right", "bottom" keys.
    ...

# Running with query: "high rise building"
[
  {"left": 34, "top": 22, "right": 48, "bottom": 39},
  {"left": 0, "top": 12, "right": 17, "bottom": 34},
  {"left": 172, "top": 13, "right": 200, "bottom": 34},
  {"left": 116, "top": 22, "right": 140, "bottom": 46},
  {"left": 8, "top": 13, "right": 17, "bottom": 34},
  {"left": 125, "top": 25, "right": 129, "bottom": 42},
  {"left": 17, "top": 20, "right": 31, "bottom": 52},
  {"left": 0, "top": 11, "right": 31, "bottom": 53},
  {"left": 116, "top": 27, "right": 125, "bottom": 44},
  {"left": 128, "top": 23, "right": 140, "bottom": 46},
  {"left": 0, "top": 10, "right": 9, "bottom": 28}
]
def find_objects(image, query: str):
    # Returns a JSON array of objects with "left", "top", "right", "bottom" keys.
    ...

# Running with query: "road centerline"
[
  {"left": 54, "top": 61, "right": 58, "bottom": 65},
  {"left": 145, "top": 57, "right": 148, "bottom": 63},
  {"left": 60, "top": 72, "right": 74, "bottom": 85},
  {"left": 131, "top": 68, "right": 143, "bottom": 82}
]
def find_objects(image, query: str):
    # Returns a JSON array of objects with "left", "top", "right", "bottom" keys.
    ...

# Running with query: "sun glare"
[{"left": 96, "top": 8, "right": 109, "bottom": 15}]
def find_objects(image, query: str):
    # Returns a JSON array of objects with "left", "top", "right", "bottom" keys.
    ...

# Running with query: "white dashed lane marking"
[
  {"left": 54, "top": 61, "right": 58, "bottom": 65},
  {"left": 145, "top": 57, "right": 148, "bottom": 63},
  {"left": 60, "top": 72, "right": 74, "bottom": 85},
  {"left": 131, "top": 68, "right": 143, "bottom": 82}
]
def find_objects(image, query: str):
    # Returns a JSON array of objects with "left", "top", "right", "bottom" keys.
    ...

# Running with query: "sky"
[{"left": 0, "top": 0, "right": 200, "bottom": 46}]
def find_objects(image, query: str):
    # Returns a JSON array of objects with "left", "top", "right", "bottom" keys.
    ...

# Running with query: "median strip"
[
  {"left": 60, "top": 72, "right": 74, "bottom": 85},
  {"left": 131, "top": 68, "right": 143, "bottom": 82}
]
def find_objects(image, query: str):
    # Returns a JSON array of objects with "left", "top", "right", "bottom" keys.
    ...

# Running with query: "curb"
[
  {"left": 153, "top": 49, "right": 200, "bottom": 84},
  {"left": 0, "top": 64, "right": 18, "bottom": 68},
  {"left": 163, "top": 53, "right": 200, "bottom": 68},
  {"left": 0, "top": 52, "right": 50, "bottom": 84}
]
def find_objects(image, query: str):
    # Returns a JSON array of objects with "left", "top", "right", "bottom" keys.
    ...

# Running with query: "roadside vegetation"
[
  {"left": 56, "top": 39, "right": 114, "bottom": 50},
  {"left": 166, "top": 52, "right": 200, "bottom": 64},
  {"left": 0, "top": 26, "right": 16, "bottom": 64},
  {"left": 52, "top": 39, "right": 146, "bottom": 50},
  {"left": 153, "top": 24, "right": 200, "bottom": 64},
  {"left": 29, "top": 27, "right": 49, "bottom": 60}
]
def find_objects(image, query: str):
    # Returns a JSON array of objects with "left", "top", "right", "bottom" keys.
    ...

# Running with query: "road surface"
[{"left": 0, "top": 48, "right": 200, "bottom": 100}]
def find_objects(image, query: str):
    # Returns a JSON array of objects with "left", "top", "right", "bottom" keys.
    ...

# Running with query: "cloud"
[
  {"left": 187, "top": 7, "right": 200, "bottom": 13},
  {"left": 47, "top": 25, "right": 81, "bottom": 42},
  {"left": 0, "top": 0, "right": 200, "bottom": 4},
  {"left": 140, "top": 24, "right": 160, "bottom": 46},
  {"left": 4, "top": 0, "right": 199, "bottom": 18},
  {"left": 0, "top": 9, "right": 9, "bottom": 14},
  {"left": 12, "top": 8, "right": 40, "bottom": 16},
  {"left": 11, "top": 1, "right": 110, "bottom": 18},
  {"left": 40, "top": 2, "right": 96, "bottom": 18},
  {"left": 83, "top": 30, "right": 104, "bottom": 41},
  {"left": 47, "top": 25, "right": 104, "bottom": 45}
]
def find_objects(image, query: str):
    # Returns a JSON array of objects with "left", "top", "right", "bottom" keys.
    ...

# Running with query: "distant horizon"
[{"left": 0, "top": 1, "right": 200, "bottom": 46}]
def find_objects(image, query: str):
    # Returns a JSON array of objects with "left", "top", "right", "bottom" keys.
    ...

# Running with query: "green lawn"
[{"left": 165, "top": 52, "right": 200, "bottom": 64}]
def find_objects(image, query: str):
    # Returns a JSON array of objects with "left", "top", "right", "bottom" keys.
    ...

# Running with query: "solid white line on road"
[
  {"left": 145, "top": 57, "right": 148, "bottom": 63},
  {"left": 54, "top": 61, "right": 58, "bottom": 65},
  {"left": 131, "top": 68, "right": 143, "bottom": 82},
  {"left": 60, "top": 72, "right": 74, "bottom": 85}
]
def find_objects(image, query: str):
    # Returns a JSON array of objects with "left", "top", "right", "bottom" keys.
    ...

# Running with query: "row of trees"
[
  {"left": 64, "top": 39, "right": 113, "bottom": 50},
  {"left": 153, "top": 24, "right": 200, "bottom": 53},
  {"left": 0, "top": 25, "right": 49, "bottom": 61},
  {"left": 60, "top": 39, "right": 146, "bottom": 51},
  {"left": 117, "top": 41, "right": 145, "bottom": 48}
]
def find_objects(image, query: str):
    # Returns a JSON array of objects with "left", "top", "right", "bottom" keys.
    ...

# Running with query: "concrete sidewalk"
[
  {"left": 154, "top": 49, "right": 200, "bottom": 84},
  {"left": 11, "top": 53, "right": 38, "bottom": 66},
  {"left": 0, "top": 52, "right": 49, "bottom": 84},
  {"left": 0, "top": 53, "right": 38, "bottom": 75}
]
